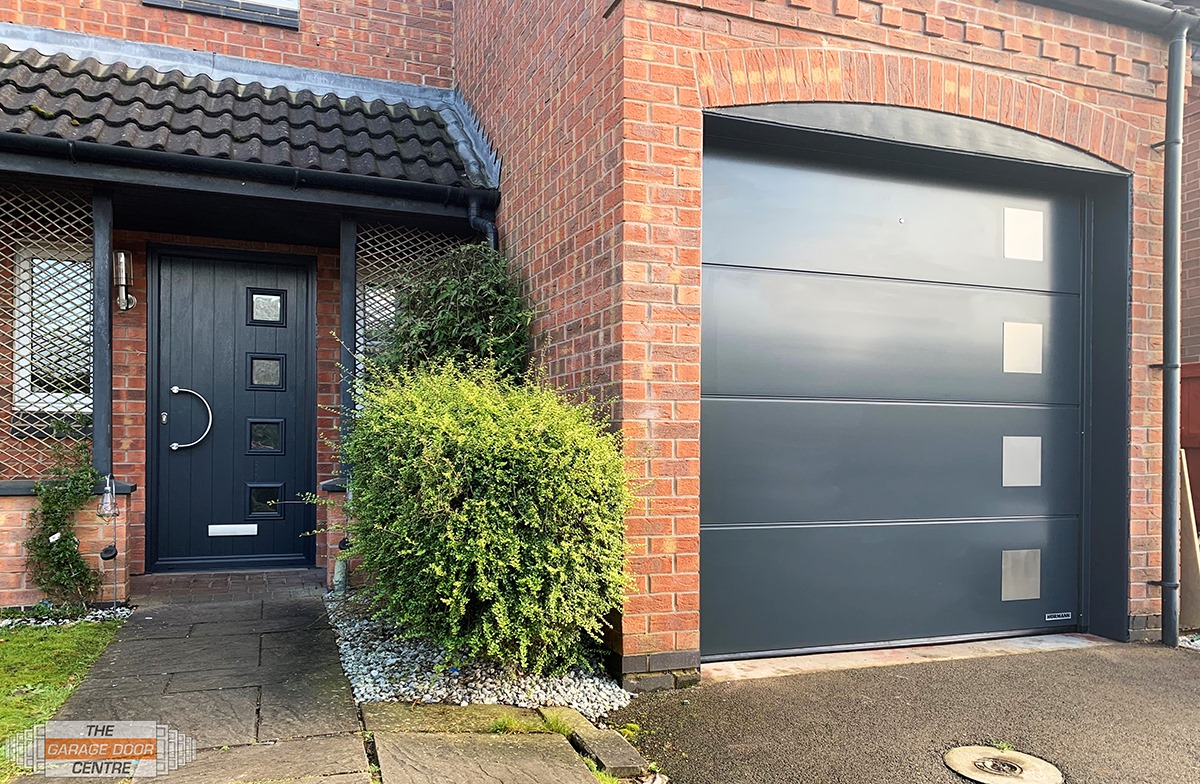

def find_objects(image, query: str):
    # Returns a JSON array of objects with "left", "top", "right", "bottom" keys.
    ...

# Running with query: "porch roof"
[{"left": 0, "top": 44, "right": 487, "bottom": 189}]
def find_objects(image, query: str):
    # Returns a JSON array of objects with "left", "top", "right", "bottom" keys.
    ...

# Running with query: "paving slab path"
[{"left": 13, "top": 570, "right": 604, "bottom": 784}]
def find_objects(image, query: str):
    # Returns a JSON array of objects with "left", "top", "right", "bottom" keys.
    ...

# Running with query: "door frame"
[
  {"left": 145, "top": 244, "right": 319, "bottom": 572},
  {"left": 701, "top": 110, "right": 1134, "bottom": 652}
]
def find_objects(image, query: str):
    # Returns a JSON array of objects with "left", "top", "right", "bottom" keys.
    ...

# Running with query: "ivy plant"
[{"left": 24, "top": 434, "right": 100, "bottom": 608}]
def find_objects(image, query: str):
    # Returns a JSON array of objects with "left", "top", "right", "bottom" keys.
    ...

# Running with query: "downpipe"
[
  {"left": 1160, "top": 13, "right": 1198, "bottom": 649},
  {"left": 468, "top": 197, "right": 499, "bottom": 249}
]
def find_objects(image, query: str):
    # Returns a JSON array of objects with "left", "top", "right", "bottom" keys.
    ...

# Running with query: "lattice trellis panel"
[
  {"left": 354, "top": 222, "right": 468, "bottom": 358},
  {"left": 0, "top": 183, "right": 94, "bottom": 480}
]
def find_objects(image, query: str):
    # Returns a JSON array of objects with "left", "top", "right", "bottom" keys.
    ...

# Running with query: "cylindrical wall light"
[{"left": 113, "top": 250, "right": 137, "bottom": 311}]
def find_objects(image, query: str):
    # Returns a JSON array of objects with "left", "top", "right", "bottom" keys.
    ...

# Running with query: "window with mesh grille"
[
  {"left": 0, "top": 183, "right": 94, "bottom": 478},
  {"left": 14, "top": 248, "right": 93, "bottom": 412},
  {"left": 354, "top": 223, "right": 468, "bottom": 359}
]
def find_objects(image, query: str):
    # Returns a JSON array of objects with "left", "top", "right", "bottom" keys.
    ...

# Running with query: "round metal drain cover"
[{"left": 944, "top": 746, "right": 1063, "bottom": 784}]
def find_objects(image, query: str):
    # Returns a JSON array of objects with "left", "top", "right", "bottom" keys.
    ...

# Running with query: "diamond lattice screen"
[
  {"left": 0, "top": 183, "right": 94, "bottom": 480},
  {"left": 354, "top": 222, "right": 467, "bottom": 358}
]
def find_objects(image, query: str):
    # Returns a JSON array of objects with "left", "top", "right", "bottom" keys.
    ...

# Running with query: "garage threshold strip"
[{"left": 701, "top": 633, "right": 1114, "bottom": 683}]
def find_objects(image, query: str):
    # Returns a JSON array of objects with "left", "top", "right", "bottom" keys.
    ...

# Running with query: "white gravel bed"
[
  {"left": 0, "top": 605, "right": 131, "bottom": 629},
  {"left": 325, "top": 595, "right": 632, "bottom": 721}
]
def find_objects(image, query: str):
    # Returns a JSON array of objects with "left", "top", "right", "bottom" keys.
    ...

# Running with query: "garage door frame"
[{"left": 700, "top": 106, "right": 1133, "bottom": 658}]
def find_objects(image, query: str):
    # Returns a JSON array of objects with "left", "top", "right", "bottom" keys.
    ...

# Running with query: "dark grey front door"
[
  {"left": 700, "top": 142, "right": 1084, "bottom": 659},
  {"left": 150, "top": 249, "right": 315, "bottom": 570}
]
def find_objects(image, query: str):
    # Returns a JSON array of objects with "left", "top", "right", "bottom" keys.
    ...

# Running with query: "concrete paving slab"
[
  {"left": 258, "top": 678, "right": 359, "bottom": 741},
  {"left": 374, "top": 732, "right": 596, "bottom": 784},
  {"left": 538, "top": 706, "right": 646, "bottom": 778},
  {"left": 57, "top": 687, "right": 259, "bottom": 749},
  {"left": 188, "top": 615, "right": 327, "bottom": 637},
  {"left": 363, "top": 703, "right": 545, "bottom": 733},
  {"left": 165, "top": 659, "right": 343, "bottom": 692},
  {"left": 261, "top": 627, "right": 338, "bottom": 650},
  {"left": 613, "top": 644, "right": 1200, "bottom": 784},
  {"left": 89, "top": 635, "right": 261, "bottom": 675},
  {"left": 128, "top": 600, "right": 265, "bottom": 624},
  {"left": 154, "top": 735, "right": 370, "bottom": 783},
  {"left": 71, "top": 672, "right": 172, "bottom": 697},
  {"left": 115, "top": 616, "right": 194, "bottom": 641},
  {"left": 701, "top": 633, "right": 1114, "bottom": 683},
  {"left": 261, "top": 597, "right": 331, "bottom": 623}
]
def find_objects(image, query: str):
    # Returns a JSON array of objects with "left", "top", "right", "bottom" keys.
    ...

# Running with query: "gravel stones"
[
  {"left": 0, "top": 606, "right": 131, "bottom": 629},
  {"left": 325, "top": 596, "right": 632, "bottom": 721}
]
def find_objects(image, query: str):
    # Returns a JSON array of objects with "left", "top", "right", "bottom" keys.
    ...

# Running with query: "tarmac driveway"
[{"left": 610, "top": 643, "right": 1200, "bottom": 784}]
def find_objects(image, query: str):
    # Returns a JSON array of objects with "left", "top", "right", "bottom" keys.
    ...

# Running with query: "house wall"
[
  {"left": 0, "top": 493, "right": 133, "bottom": 607},
  {"left": 454, "top": 2, "right": 708, "bottom": 680},
  {"left": 458, "top": 0, "right": 1173, "bottom": 684},
  {"left": 623, "top": 0, "right": 1172, "bottom": 660},
  {"left": 1, "top": 0, "right": 452, "bottom": 86}
]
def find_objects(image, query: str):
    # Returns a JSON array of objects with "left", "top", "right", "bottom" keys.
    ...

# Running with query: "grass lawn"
[{"left": 0, "top": 620, "right": 120, "bottom": 783}]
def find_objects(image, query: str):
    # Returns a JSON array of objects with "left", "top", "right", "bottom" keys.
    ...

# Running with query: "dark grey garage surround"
[{"left": 699, "top": 120, "right": 1108, "bottom": 660}]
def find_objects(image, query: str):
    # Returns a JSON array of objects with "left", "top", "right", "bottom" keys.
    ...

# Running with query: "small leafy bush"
[
  {"left": 25, "top": 435, "right": 100, "bottom": 607},
  {"left": 343, "top": 363, "right": 632, "bottom": 674},
  {"left": 371, "top": 244, "right": 533, "bottom": 381}
]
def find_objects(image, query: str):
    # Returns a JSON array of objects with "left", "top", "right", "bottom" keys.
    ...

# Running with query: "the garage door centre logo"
[{"left": 3, "top": 721, "right": 196, "bottom": 777}]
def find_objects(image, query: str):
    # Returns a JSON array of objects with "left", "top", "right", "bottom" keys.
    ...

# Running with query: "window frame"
[
  {"left": 140, "top": 0, "right": 299, "bottom": 30},
  {"left": 12, "top": 245, "right": 94, "bottom": 415}
]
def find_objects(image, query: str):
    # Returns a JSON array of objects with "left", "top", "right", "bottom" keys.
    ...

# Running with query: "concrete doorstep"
[{"left": 363, "top": 703, "right": 649, "bottom": 782}]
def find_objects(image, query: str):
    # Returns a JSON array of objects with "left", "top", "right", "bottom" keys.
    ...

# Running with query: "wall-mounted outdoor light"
[{"left": 113, "top": 250, "right": 137, "bottom": 311}]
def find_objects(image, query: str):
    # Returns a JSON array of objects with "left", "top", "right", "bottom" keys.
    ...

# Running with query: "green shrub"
[
  {"left": 343, "top": 363, "right": 632, "bottom": 674},
  {"left": 371, "top": 244, "right": 533, "bottom": 380}
]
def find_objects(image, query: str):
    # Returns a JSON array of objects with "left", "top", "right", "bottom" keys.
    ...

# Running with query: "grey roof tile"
[{"left": 0, "top": 43, "right": 484, "bottom": 188}]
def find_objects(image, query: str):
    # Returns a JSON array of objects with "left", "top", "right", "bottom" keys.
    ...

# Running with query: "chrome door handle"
[{"left": 169, "top": 386, "right": 213, "bottom": 451}]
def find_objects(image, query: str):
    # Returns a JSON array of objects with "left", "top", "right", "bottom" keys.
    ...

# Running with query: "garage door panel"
[
  {"left": 703, "top": 150, "right": 1081, "bottom": 294},
  {"left": 700, "top": 398, "right": 1080, "bottom": 525},
  {"left": 702, "top": 265, "right": 1080, "bottom": 404},
  {"left": 700, "top": 518, "right": 1080, "bottom": 658}
]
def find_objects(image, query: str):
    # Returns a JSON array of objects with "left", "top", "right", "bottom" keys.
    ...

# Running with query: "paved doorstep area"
[
  {"left": 15, "top": 570, "right": 605, "bottom": 784},
  {"left": 612, "top": 642, "right": 1200, "bottom": 784}
]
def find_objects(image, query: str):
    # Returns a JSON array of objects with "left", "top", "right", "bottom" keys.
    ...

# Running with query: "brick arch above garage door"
[{"left": 691, "top": 48, "right": 1142, "bottom": 173}]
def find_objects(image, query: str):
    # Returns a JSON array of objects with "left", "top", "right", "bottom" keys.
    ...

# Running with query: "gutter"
[
  {"left": 1026, "top": 1, "right": 1200, "bottom": 35},
  {"left": 1159, "top": 11, "right": 1200, "bottom": 649},
  {"left": 0, "top": 132, "right": 501, "bottom": 211}
]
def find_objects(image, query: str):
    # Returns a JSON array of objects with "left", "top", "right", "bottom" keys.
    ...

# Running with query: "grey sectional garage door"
[{"left": 700, "top": 143, "right": 1084, "bottom": 659}]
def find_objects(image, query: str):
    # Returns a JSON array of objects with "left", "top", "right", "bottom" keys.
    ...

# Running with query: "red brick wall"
[
  {"left": 622, "top": 0, "right": 1172, "bottom": 647},
  {"left": 453, "top": 2, "right": 705, "bottom": 662},
  {"left": 2, "top": 0, "right": 453, "bottom": 86},
  {"left": 0, "top": 494, "right": 134, "bottom": 607},
  {"left": 461, "top": 0, "right": 1175, "bottom": 663},
  {"left": 1183, "top": 86, "right": 1200, "bottom": 365}
]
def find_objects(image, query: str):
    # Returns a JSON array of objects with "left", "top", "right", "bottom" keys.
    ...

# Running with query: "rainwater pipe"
[
  {"left": 468, "top": 197, "right": 498, "bottom": 250},
  {"left": 333, "top": 534, "right": 351, "bottom": 596},
  {"left": 1160, "top": 11, "right": 1199, "bottom": 649}
]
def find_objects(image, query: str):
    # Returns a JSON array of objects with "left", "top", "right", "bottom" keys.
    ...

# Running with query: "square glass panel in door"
[
  {"left": 247, "top": 482, "right": 284, "bottom": 518},
  {"left": 247, "top": 418, "right": 284, "bottom": 454},
  {"left": 247, "top": 354, "right": 285, "bottom": 390},
  {"left": 247, "top": 288, "right": 286, "bottom": 326}
]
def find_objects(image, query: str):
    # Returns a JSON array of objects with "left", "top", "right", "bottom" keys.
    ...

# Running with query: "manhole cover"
[{"left": 944, "top": 746, "right": 1063, "bottom": 784}]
